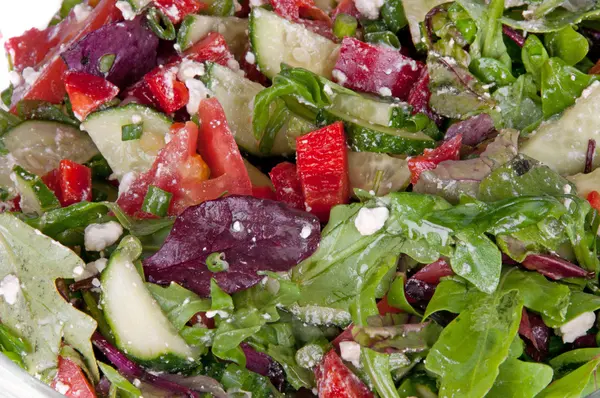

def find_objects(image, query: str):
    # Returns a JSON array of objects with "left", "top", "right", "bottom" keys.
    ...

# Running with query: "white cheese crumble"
[
  {"left": 54, "top": 381, "right": 70, "bottom": 395},
  {"left": 185, "top": 79, "right": 211, "bottom": 115},
  {"left": 559, "top": 312, "right": 596, "bottom": 343},
  {"left": 116, "top": 1, "right": 136, "bottom": 20},
  {"left": 177, "top": 59, "right": 205, "bottom": 81},
  {"left": 84, "top": 221, "right": 123, "bottom": 252},
  {"left": 378, "top": 87, "right": 392, "bottom": 97},
  {"left": 300, "top": 225, "right": 312, "bottom": 239},
  {"left": 118, "top": 172, "right": 138, "bottom": 198},
  {"left": 332, "top": 69, "right": 348, "bottom": 85},
  {"left": 339, "top": 341, "right": 361, "bottom": 368},
  {"left": 91, "top": 278, "right": 101, "bottom": 288},
  {"left": 131, "top": 114, "right": 142, "bottom": 124},
  {"left": 0, "top": 274, "right": 20, "bottom": 305},
  {"left": 249, "top": 0, "right": 267, "bottom": 6},
  {"left": 22, "top": 67, "right": 40, "bottom": 86},
  {"left": 205, "top": 310, "right": 230, "bottom": 318},
  {"left": 354, "top": 0, "right": 384, "bottom": 20},
  {"left": 245, "top": 52, "right": 256, "bottom": 65},
  {"left": 74, "top": 258, "right": 108, "bottom": 281},
  {"left": 72, "top": 3, "right": 92, "bottom": 22},
  {"left": 354, "top": 207, "right": 389, "bottom": 236},
  {"left": 232, "top": 221, "right": 242, "bottom": 232},
  {"left": 8, "top": 71, "right": 22, "bottom": 87}
]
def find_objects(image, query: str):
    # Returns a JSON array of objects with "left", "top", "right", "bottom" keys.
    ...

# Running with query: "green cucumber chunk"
[
  {"left": 81, "top": 104, "right": 172, "bottom": 179},
  {"left": 11, "top": 165, "right": 60, "bottom": 215},
  {"left": 101, "top": 236, "right": 197, "bottom": 372}
]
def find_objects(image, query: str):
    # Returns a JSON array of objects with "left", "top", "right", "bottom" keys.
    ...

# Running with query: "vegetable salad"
[{"left": 2, "top": 0, "right": 600, "bottom": 397}]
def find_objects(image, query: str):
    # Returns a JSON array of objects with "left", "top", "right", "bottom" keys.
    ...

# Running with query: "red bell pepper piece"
[
  {"left": 315, "top": 350, "right": 374, "bottom": 398},
  {"left": 408, "top": 69, "right": 442, "bottom": 125},
  {"left": 183, "top": 32, "right": 236, "bottom": 67},
  {"left": 153, "top": 0, "right": 206, "bottom": 24},
  {"left": 8, "top": 0, "right": 122, "bottom": 110},
  {"left": 122, "top": 79, "right": 160, "bottom": 108},
  {"left": 377, "top": 295, "right": 403, "bottom": 315},
  {"left": 252, "top": 186, "right": 277, "bottom": 200},
  {"left": 51, "top": 357, "right": 97, "bottom": 398},
  {"left": 407, "top": 134, "right": 463, "bottom": 185},
  {"left": 43, "top": 161, "right": 93, "bottom": 207},
  {"left": 269, "top": 162, "right": 305, "bottom": 210},
  {"left": 144, "top": 64, "right": 189, "bottom": 114},
  {"left": 332, "top": 37, "right": 424, "bottom": 100},
  {"left": 588, "top": 191, "right": 600, "bottom": 212},
  {"left": 64, "top": 71, "right": 119, "bottom": 120},
  {"left": 42, "top": 169, "right": 61, "bottom": 199},
  {"left": 296, "top": 122, "right": 350, "bottom": 221}
]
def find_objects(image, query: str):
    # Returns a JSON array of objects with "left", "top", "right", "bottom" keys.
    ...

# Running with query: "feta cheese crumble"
[
  {"left": 0, "top": 274, "right": 20, "bottom": 305},
  {"left": 8, "top": 71, "right": 22, "bottom": 87},
  {"left": 354, "top": 0, "right": 385, "bottom": 20},
  {"left": 72, "top": 3, "right": 92, "bottom": 22},
  {"left": 84, "top": 221, "right": 123, "bottom": 252},
  {"left": 118, "top": 172, "right": 138, "bottom": 198},
  {"left": 116, "top": 1, "right": 136, "bottom": 20},
  {"left": 22, "top": 67, "right": 40, "bottom": 86},
  {"left": 354, "top": 206, "right": 389, "bottom": 236},
  {"left": 378, "top": 87, "right": 392, "bottom": 97},
  {"left": 54, "top": 381, "right": 70, "bottom": 395},
  {"left": 300, "top": 225, "right": 312, "bottom": 239},
  {"left": 339, "top": 341, "right": 361, "bottom": 368},
  {"left": 558, "top": 312, "right": 596, "bottom": 343},
  {"left": 245, "top": 52, "right": 256, "bottom": 65},
  {"left": 332, "top": 69, "right": 348, "bottom": 85}
]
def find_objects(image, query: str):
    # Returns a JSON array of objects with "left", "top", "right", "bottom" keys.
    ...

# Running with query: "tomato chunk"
[
  {"left": 408, "top": 134, "right": 463, "bottom": 185},
  {"left": 117, "top": 122, "right": 211, "bottom": 217},
  {"left": 588, "top": 191, "right": 600, "bottom": 212},
  {"left": 64, "top": 71, "right": 119, "bottom": 120},
  {"left": 144, "top": 64, "right": 189, "bottom": 114},
  {"left": 332, "top": 37, "right": 423, "bottom": 100},
  {"left": 269, "top": 162, "right": 305, "bottom": 210},
  {"left": 43, "top": 160, "right": 92, "bottom": 207},
  {"left": 270, "top": 0, "right": 331, "bottom": 23},
  {"left": 153, "top": 0, "right": 206, "bottom": 23},
  {"left": 183, "top": 32, "right": 236, "bottom": 67},
  {"left": 296, "top": 122, "right": 350, "bottom": 221},
  {"left": 252, "top": 186, "right": 277, "bottom": 200},
  {"left": 315, "top": 350, "right": 374, "bottom": 398},
  {"left": 51, "top": 357, "right": 97, "bottom": 398}
]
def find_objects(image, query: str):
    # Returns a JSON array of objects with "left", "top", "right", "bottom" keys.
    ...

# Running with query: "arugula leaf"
[
  {"left": 0, "top": 324, "right": 30, "bottom": 368},
  {"left": 266, "top": 344, "right": 314, "bottom": 390},
  {"left": 537, "top": 354, "right": 600, "bottom": 398},
  {"left": 146, "top": 282, "right": 210, "bottom": 331},
  {"left": 352, "top": 319, "right": 441, "bottom": 354},
  {"left": 425, "top": 290, "right": 523, "bottom": 397},
  {"left": 0, "top": 109, "right": 21, "bottom": 137},
  {"left": 0, "top": 214, "right": 98, "bottom": 380},
  {"left": 549, "top": 348, "right": 600, "bottom": 379},
  {"left": 541, "top": 57, "right": 596, "bottom": 117},
  {"left": 98, "top": 362, "right": 142, "bottom": 397},
  {"left": 487, "top": 358, "right": 553, "bottom": 398}
]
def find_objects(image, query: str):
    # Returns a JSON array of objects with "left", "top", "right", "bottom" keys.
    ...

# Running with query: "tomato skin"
[
  {"left": 9, "top": 0, "right": 122, "bottom": 109},
  {"left": 296, "top": 122, "right": 350, "bottom": 222},
  {"left": 407, "top": 134, "right": 463, "bottom": 185},
  {"left": 315, "top": 350, "right": 374, "bottom": 398},
  {"left": 269, "top": 162, "right": 305, "bottom": 210},
  {"left": 64, "top": 71, "right": 120, "bottom": 120},
  {"left": 588, "top": 191, "right": 600, "bottom": 212},
  {"left": 252, "top": 186, "right": 277, "bottom": 200},
  {"left": 144, "top": 64, "right": 190, "bottom": 114},
  {"left": 183, "top": 32, "right": 235, "bottom": 66},
  {"left": 333, "top": 37, "right": 423, "bottom": 100},
  {"left": 377, "top": 295, "right": 403, "bottom": 315},
  {"left": 51, "top": 357, "right": 97, "bottom": 398},
  {"left": 153, "top": 0, "right": 206, "bottom": 23}
]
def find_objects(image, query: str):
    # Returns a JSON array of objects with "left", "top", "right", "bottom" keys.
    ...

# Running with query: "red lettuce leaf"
[
  {"left": 519, "top": 310, "right": 549, "bottom": 362},
  {"left": 445, "top": 114, "right": 496, "bottom": 147},
  {"left": 521, "top": 254, "right": 594, "bottom": 280},
  {"left": 241, "top": 343, "right": 286, "bottom": 391},
  {"left": 143, "top": 195, "right": 321, "bottom": 297}
]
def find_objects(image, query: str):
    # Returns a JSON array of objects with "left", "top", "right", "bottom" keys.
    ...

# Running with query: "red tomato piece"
[
  {"left": 153, "top": 0, "right": 206, "bottom": 24},
  {"left": 270, "top": 0, "right": 331, "bottom": 23},
  {"left": 42, "top": 169, "right": 62, "bottom": 199},
  {"left": 269, "top": 162, "right": 305, "bottom": 210},
  {"left": 377, "top": 295, "right": 402, "bottom": 315},
  {"left": 296, "top": 122, "right": 350, "bottom": 221},
  {"left": 51, "top": 357, "right": 97, "bottom": 398},
  {"left": 122, "top": 79, "right": 160, "bottom": 108},
  {"left": 183, "top": 32, "right": 236, "bottom": 67},
  {"left": 588, "top": 191, "right": 600, "bottom": 212},
  {"left": 407, "top": 134, "right": 463, "bottom": 185},
  {"left": 117, "top": 122, "right": 211, "bottom": 217},
  {"left": 9, "top": 0, "right": 122, "bottom": 109},
  {"left": 411, "top": 258, "right": 454, "bottom": 284},
  {"left": 315, "top": 350, "right": 374, "bottom": 398},
  {"left": 144, "top": 64, "right": 189, "bottom": 114},
  {"left": 332, "top": 37, "right": 424, "bottom": 101},
  {"left": 64, "top": 71, "right": 119, "bottom": 120},
  {"left": 252, "top": 186, "right": 277, "bottom": 200},
  {"left": 58, "top": 160, "right": 93, "bottom": 206},
  {"left": 407, "top": 69, "right": 442, "bottom": 125},
  {"left": 331, "top": 0, "right": 361, "bottom": 20}
]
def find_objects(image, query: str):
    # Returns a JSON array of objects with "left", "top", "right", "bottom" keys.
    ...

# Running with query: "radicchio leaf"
[
  {"left": 519, "top": 310, "right": 549, "bottom": 362},
  {"left": 405, "top": 259, "right": 454, "bottom": 306},
  {"left": 241, "top": 343, "right": 286, "bottom": 391},
  {"left": 143, "top": 196, "right": 321, "bottom": 297},
  {"left": 445, "top": 114, "right": 496, "bottom": 147},
  {"left": 521, "top": 254, "right": 594, "bottom": 280},
  {"left": 61, "top": 17, "right": 159, "bottom": 88},
  {"left": 412, "top": 259, "right": 455, "bottom": 284}
]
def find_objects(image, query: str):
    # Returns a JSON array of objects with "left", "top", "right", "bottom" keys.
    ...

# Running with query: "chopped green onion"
[
  {"left": 333, "top": 14, "right": 358, "bottom": 39},
  {"left": 206, "top": 252, "right": 229, "bottom": 272},
  {"left": 206, "top": 0, "right": 235, "bottom": 16},
  {"left": 145, "top": 7, "right": 176, "bottom": 41},
  {"left": 99, "top": 54, "right": 116, "bottom": 74},
  {"left": 121, "top": 122, "right": 144, "bottom": 141},
  {"left": 364, "top": 31, "right": 401, "bottom": 49},
  {"left": 141, "top": 185, "right": 172, "bottom": 217}
]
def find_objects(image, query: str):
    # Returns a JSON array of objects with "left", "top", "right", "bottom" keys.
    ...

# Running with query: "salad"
[{"left": 3, "top": 0, "right": 600, "bottom": 397}]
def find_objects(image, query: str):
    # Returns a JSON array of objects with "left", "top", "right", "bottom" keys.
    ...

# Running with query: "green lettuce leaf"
[
  {"left": 487, "top": 358, "right": 553, "bottom": 398},
  {"left": 538, "top": 354, "right": 600, "bottom": 398}
]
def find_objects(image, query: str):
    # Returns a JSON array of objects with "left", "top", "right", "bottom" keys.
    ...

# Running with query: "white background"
[{"left": 0, "top": 0, "right": 62, "bottom": 90}]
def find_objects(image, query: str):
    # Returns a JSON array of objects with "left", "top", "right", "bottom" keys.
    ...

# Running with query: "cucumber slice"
[
  {"left": 102, "top": 236, "right": 197, "bottom": 372},
  {"left": 0, "top": 120, "right": 99, "bottom": 191},
  {"left": 347, "top": 152, "right": 411, "bottom": 196},
  {"left": 205, "top": 63, "right": 292, "bottom": 156},
  {"left": 81, "top": 104, "right": 172, "bottom": 179},
  {"left": 178, "top": 15, "right": 248, "bottom": 56},
  {"left": 11, "top": 165, "right": 60, "bottom": 215},
  {"left": 318, "top": 109, "right": 435, "bottom": 155},
  {"left": 331, "top": 93, "right": 410, "bottom": 128},
  {"left": 249, "top": 8, "right": 340, "bottom": 79}
]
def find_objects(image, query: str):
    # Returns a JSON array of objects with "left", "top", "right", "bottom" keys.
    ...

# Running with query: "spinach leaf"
[
  {"left": 451, "top": 230, "right": 501, "bottom": 293},
  {"left": 266, "top": 344, "right": 314, "bottom": 390},
  {"left": 522, "top": 35, "right": 549, "bottom": 87},
  {"left": 487, "top": 358, "right": 553, "bottom": 398},
  {"left": 543, "top": 290, "right": 600, "bottom": 328},
  {"left": 545, "top": 26, "right": 589, "bottom": 66},
  {"left": 537, "top": 355, "right": 600, "bottom": 398},
  {"left": 541, "top": 57, "right": 596, "bottom": 117},
  {"left": 425, "top": 290, "right": 523, "bottom": 397},
  {"left": 146, "top": 282, "right": 210, "bottom": 331},
  {"left": 549, "top": 348, "right": 600, "bottom": 379}
]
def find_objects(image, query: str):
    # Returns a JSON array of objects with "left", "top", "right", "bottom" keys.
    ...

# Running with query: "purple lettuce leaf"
[
  {"left": 241, "top": 343, "right": 286, "bottom": 391},
  {"left": 521, "top": 254, "right": 594, "bottom": 280},
  {"left": 519, "top": 309, "right": 549, "bottom": 362},
  {"left": 143, "top": 196, "right": 321, "bottom": 297},
  {"left": 61, "top": 17, "right": 158, "bottom": 88}
]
